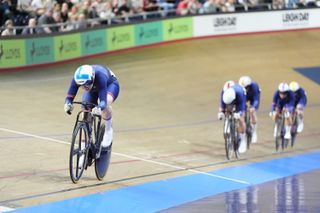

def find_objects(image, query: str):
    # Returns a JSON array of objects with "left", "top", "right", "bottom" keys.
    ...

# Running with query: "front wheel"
[
  {"left": 224, "top": 119, "right": 233, "bottom": 160},
  {"left": 69, "top": 123, "right": 89, "bottom": 184},
  {"left": 224, "top": 133, "right": 233, "bottom": 160},
  {"left": 275, "top": 117, "right": 284, "bottom": 152}
]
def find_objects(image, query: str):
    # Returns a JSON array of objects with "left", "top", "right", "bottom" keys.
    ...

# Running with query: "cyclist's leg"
[
  {"left": 249, "top": 103, "right": 258, "bottom": 143},
  {"left": 238, "top": 114, "right": 247, "bottom": 153},
  {"left": 283, "top": 107, "right": 293, "bottom": 139},
  {"left": 273, "top": 106, "right": 282, "bottom": 137},
  {"left": 296, "top": 104, "right": 305, "bottom": 133},
  {"left": 101, "top": 80, "right": 120, "bottom": 148}
]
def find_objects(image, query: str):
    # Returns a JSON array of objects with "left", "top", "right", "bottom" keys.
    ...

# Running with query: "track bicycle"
[
  {"left": 223, "top": 106, "right": 240, "bottom": 160},
  {"left": 69, "top": 101, "right": 112, "bottom": 184},
  {"left": 274, "top": 110, "right": 289, "bottom": 151}
]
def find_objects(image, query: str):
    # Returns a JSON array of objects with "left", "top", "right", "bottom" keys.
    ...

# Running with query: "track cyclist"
[
  {"left": 289, "top": 81, "right": 307, "bottom": 133},
  {"left": 238, "top": 76, "right": 261, "bottom": 143},
  {"left": 64, "top": 64, "right": 120, "bottom": 163},
  {"left": 218, "top": 81, "right": 247, "bottom": 153},
  {"left": 270, "top": 82, "right": 295, "bottom": 140}
]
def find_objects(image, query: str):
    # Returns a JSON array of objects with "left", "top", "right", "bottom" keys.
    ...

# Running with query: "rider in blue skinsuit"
[
  {"left": 289, "top": 81, "right": 307, "bottom": 133},
  {"left": 239, "top": 76, "right": 261, "bottom": 143},
  {"left": 218, "top": 82, "right": 247, "bottom": 153},
  {"left": 270, "top": 82, "right": 295, "bottom": 139},
  {"left": 64, "top": 64, "right": 120, "bottom": 150}
]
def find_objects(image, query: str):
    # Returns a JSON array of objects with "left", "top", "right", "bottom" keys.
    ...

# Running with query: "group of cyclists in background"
[{"left": 218, "top": 76, "right": 307, "bottom": 154}]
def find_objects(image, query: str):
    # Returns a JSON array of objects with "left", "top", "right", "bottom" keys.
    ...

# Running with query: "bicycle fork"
[{"left": 224, "top": 119, "right": 230, "bottom": 135}]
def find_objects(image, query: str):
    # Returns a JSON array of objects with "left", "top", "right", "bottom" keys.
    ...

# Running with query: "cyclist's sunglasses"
[
  {"left": 81, "top": 80, "right": 94, "bottom": 91},
  {"left": 81, "top": 84, "right": 93, "bottom": 91},
  {"left": 226, "top": 101, "right": 236, "bottom": 109},
  {"left": 279, "top": 91, "right": 287, "bottom": 96}
]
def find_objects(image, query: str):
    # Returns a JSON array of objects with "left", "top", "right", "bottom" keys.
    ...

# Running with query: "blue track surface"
[
  {"left": 13, "top": 151, "right": 320, "bottom": 213},
  {"left": 294, "top": 66, "right": 320, "bottom": 85}
]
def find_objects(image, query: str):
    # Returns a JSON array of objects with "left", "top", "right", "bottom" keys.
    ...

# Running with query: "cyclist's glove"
[
  {"left": 217, "top": 112, "right": 225, "bottom": 120},
  {"left": 269, "top": 111, "right": 276, "bottom": 117},
  {"left": 92, "top": 107, "right": 102, "bottom": 116},
  {"left": 234, "top": 112, "right": 241, "bottom": 120},
  {"left": 64, "top": 103, "right": 74, "bottom": 115}
]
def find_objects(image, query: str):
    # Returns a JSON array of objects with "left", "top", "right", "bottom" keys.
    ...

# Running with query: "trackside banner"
[
  {"left": 81, "top": 29, "right": 107, "bottom": 56},
  {"left": 0, "top": 40, "right": 26, "bottom": 68},
  {"left": 193, "top": 9, "right": 320, "bottom": 37}
]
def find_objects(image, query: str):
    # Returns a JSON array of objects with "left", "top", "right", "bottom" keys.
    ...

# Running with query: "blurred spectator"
[
  {"left": 61, "top": 2, "right": 69, "bottom": 22},
  {"left": 114, "top": 0, "right": 132, "bottom": 16},
  {"left": 37, "top": 8, "right": 55, "bottom": 33},
  {"left": 176, "top": 0, "right": 202, "bottom": 14},
  {"left": 77, "top": 13, "right": 87, "bottom": 29},
  {"left": 296, "top": 0, "right": 317, "bottom": 7},
  {"left": 188, "top": 0, "right": 202, "bottom": 14},
  {"left": 272, "top": 0, "right": 284, "bottom": 8},
  {"left": 131, "top": 0, "right": 144, "bottom": 13},
  {"left": 1, "top": 19, "right": 16, "bottom": 36},
  {"left": 31, "top": 0, "right": 51, "bottom": 16},
  {"left": 1, "top": 0, "right": 14, "bottom": 25},
  {"left": 53, "top": 1, "right": 61, "bottom": 13},
  {"left": 202, "top": 0, "right": 218, "bottom": 13},
  {"left": 99, "top": 1, "right": 116, "bottom": 19},
  {"left": 52, "top": 11, "right": 62, "bottom": 32},
  {"left": 17, "top": 0, "right": 36, "bottom": 16},
  {"left": 88, "top": 2, "right": 100, "bottom": 19},
  {"left": 21, "top": 17, "right": 38, "bottom": 34},
  {"left": 176, "top": 0, "right": 189, "bottom": 15},
  {"left": 223, "top": 0, "right": 235, "bottom": 11},
  {"left": 215, "top": 0, "right": 226, "bottom": 10},
  {"left": 143, "top": 0, "right": 160, "bottom": 11},
  {"left": 63, "top": 13, "right": 77, "bottom": 31},
  {"left": 156, "top": 0, "right": 175, "bottom": 10},
  {"left": 78, "top": 0, "right": 90, "bottom": 17},
  {"left": 68, "top": 5, "right": 78, "bottom": 18},
  {"left": 65, "top": 0, "right": 74, "bottom": 9},
  {"left": 237, "top": 0, "right": 259, "bottom": 9}
]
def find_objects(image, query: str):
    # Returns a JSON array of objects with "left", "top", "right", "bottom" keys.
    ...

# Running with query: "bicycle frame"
[
  {"left": 223, "top": 109, "right": 240, "bottom": 160},
  {"left": 74, "top": 102, "right": 103, "bottom": 159},
  {"left": 274, "top": 110, "right": 288, "bottom": 151}
]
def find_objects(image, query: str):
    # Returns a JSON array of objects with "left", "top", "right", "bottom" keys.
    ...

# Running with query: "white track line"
[
  {"left": 0, "top": 128, "right": 70, "bottom": 145},
  {"left": 0, "top": 127, "right": 250, "bottom": 185},
  {"left": 0, "top": 206, "right": 14, "bottom": 212}
]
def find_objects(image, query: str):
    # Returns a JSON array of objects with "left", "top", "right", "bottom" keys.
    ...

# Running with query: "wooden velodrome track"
[{"left": 0, "top": 29, "right": 320, "bottom": 211}]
